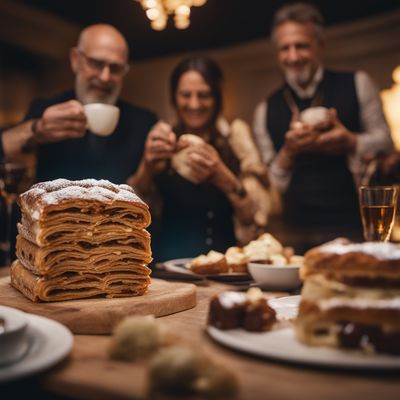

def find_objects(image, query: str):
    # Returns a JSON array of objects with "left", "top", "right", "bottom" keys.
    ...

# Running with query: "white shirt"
[{"left": 253, "top": 69, "right": 393, "bottom": 192}]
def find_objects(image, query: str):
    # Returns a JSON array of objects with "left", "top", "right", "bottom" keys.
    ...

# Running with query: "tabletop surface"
[{"left": 1, "top": 266, "right": 399, "bottom": 400}]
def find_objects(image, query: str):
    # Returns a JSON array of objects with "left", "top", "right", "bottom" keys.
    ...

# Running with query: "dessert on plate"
[
  {"left": 208, "top": 287, "right": 277, "bottom": 332},
  {"left": 190, "top": 250, "right": 229, "bottom": 275},
  {"left": 225, "top": 246, "right": 249, "bottom": 273},
  {"left": 295, "top": 238, "right": 400, "bottom": 355},
  {"left": 243, "top": 233, "right": 283, "bottom": 263},
  {"left": 189, "top": 232, "right": 303, "bottom": 276}
]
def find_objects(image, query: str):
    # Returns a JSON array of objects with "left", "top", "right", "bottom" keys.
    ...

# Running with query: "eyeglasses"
[{"left": 78, "top": 50, "right": 129, "bottom": 77}]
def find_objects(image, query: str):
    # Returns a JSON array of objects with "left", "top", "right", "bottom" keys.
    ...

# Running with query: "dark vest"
[{"left": 267, "top": 70, "right": 362, "bottom": 228}]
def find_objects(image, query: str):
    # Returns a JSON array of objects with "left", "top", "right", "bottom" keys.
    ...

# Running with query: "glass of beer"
[{"left": 359, "top": 185, "right": 399, "bottom": 241}]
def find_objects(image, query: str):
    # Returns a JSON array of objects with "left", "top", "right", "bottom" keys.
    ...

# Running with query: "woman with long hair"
[{"left": 130, "top": 55, "right": 270, "bottom": 262}]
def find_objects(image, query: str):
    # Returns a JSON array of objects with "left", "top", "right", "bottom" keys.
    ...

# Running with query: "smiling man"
[
  {"left": 0, "top": 24, "right": 157, "bottom": 183},
  {"left": 252, "top": 3, "right": 393, "bottom": 253}
]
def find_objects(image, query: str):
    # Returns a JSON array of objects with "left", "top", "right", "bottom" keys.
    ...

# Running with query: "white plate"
[
  {"left": 269, "top": 295, "right": 300, "bottom": 320},
  {"left": 207, "top": 296, "right": 400, "bottom": 369},
  {"left": 163, "top": 258, "right": 251, "bottom": 282},
  {"left": 0, "top": 312, "right": 73, "bottom": 383},
  {"left": 163, "top": 258, "right": 193, "bottom": 273}
]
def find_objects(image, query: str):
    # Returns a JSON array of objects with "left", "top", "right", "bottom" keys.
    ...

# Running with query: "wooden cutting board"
[{"left": 0, "top": 277, "right": 196, "bottom": 334}]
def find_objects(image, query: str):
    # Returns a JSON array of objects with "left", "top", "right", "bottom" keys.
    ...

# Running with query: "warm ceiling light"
[
  {"left": 146, "top": 7, "right": 161, "bottom": 20},
  {"left": 175, "top": 4, "right": 191, "bottom": 16},
  {"left": 392, "top": 65, "right": 400, "bottom": 84},
  {"left": 143, "top": 0, "right": 158, "bottom": 7},
  {"left": 151, "top": 16, "right": 168, "bottom": 31},
  {"left": 174, "top": 14, "right": 190, "bottom": 29},
  {"left": 136, "top": 0, "right": 207, "bottom": 30}
]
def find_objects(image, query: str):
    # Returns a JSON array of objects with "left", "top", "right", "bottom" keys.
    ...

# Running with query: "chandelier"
[{"left": 136, "top": 0, "right": 208, "bottom": 31}]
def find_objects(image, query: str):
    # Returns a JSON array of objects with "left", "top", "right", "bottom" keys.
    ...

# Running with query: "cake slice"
[{"left": 295, "top": 240, "right": 400, "bottom": 355}]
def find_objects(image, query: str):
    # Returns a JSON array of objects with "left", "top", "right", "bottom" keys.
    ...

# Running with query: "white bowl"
[
  {"left": 248, "top": 262, "right": 301, "bottom": 290},
  {"left": 0, "top": 306, "right": 29, "bottom": 365}
]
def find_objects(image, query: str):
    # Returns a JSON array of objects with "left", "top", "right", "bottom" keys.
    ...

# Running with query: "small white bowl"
[
  {"left": 248, "top": 262, "right": 301, "bottom": 290},
  {"left": 0, "top": 306, "right": 29, "bottom": 365}
]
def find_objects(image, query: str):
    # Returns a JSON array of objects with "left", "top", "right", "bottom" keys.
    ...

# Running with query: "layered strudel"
[{"left": 11, "top": 178, "right": 152, "bottom": 302}]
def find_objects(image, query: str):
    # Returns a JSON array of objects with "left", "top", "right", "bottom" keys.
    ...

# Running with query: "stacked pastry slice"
[
  {"left": 11, "top": 179, "right": 152, "bottom": 302},
  {"left": 295, "top": 239, "right": 400, "bottom": 355}
]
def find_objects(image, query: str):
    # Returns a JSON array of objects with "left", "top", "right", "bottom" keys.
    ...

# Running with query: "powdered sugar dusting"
[
  {"left": 319, "top": 297, "right": 400, "bottom": 311},
  {"left": 320, "top": 241, "right": 400, "bottom": 260},
  {"left": 21, "top": 178, "right": 144, "bottom": 206},
  {"left": 219, "top": 291, "right": 246, "bottom": 308}
]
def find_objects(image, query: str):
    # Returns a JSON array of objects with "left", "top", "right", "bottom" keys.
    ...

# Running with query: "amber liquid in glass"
[{"left": 361, "top": 204, "right": 395, "bottom": 241}]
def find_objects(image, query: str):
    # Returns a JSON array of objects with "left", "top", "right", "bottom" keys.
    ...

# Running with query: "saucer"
[{"left": 0, "top": 313, "right": 73, "bottom": 383}]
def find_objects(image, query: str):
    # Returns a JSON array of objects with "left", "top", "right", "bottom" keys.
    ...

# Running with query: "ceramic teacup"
[
  {"left": 0, "top": 305, "right": 29, "bottom": 365},
  {"left": 83, "top": 103, "right": 120, "bottom": 136}
]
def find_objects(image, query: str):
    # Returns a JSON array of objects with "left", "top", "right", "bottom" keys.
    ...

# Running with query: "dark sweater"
[{"left": 24, "top": 90, "right": 157, "bottom": 184}]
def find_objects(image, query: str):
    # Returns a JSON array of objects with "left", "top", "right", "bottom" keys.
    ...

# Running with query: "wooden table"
[{"left": 1, "top": 267, "right": 399, "bottom": 400}]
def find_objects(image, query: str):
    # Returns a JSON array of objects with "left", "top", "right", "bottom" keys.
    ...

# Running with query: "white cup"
[{"left": 83, "top": 103, "right": 120, "bottom": 136}]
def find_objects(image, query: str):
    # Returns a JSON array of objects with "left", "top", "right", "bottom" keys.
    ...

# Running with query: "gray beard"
[
  {"left": 285, "top": 65, "right": 314, "bottom": 88},
  {"left": 75, "top": 82, "right": 119, "bottom": 105}
]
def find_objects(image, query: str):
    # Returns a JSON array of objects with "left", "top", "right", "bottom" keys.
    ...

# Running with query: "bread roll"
[
  {"left": 225, "top": 246, "right": 249, "bottom": 273},
  {"left": 190, "top": 250, "right": 229, "bottom": 275},
  {"left": 171, "top": 134, "right": 204, "bottom": 183}
]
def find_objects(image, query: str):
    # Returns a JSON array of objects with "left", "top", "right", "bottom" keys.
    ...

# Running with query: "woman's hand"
[
  {"left": 127, "top": 121, "right": 176, "bottom": 197},
  {"left": 143, "top": 121, "right": 176, "bottom": 175},
  {"left": 184, "top": 141, "right": 222, "bottom": 183},
  {"left": 185, "top": 140, "right": 255, "bottom": 224}
]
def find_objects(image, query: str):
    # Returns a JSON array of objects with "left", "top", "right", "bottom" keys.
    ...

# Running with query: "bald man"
[{"left": 0, "top": 24, "right": 157, "bottom": 183}]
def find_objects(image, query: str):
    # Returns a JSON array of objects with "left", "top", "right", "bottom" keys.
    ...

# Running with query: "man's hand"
[
  {"left": 143, "top": 121, "right": 176, "bottom": 175},
  {"left": 34, "top": 100, "right": 87, "bottom": 143},
  {"left": 313, "top": 109, "right": 357, "bottom": 155},
  {"left": 276, "top": 120, "right": 319, "bottom": 170},
  {"left": 284, "top": 121, "right": 319, "bottom": 156}
]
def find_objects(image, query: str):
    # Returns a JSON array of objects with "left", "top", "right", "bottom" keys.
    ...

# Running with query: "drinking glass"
[
  {"left": 391, "top": 185, "right": 400, "bottom": 242},
  {"left": 0, "top": 162, "right": 27, "bottom": 266},
  {"left": 358, "top": 185, "right": 399, "bottom": 241}
]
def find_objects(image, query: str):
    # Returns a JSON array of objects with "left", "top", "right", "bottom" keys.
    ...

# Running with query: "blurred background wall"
[
  {"left": 124, "top": 11, "right": 400, "bottom": 126},
  {"left": 1, "top": 1, "right": 400, "bottom": 141}
]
